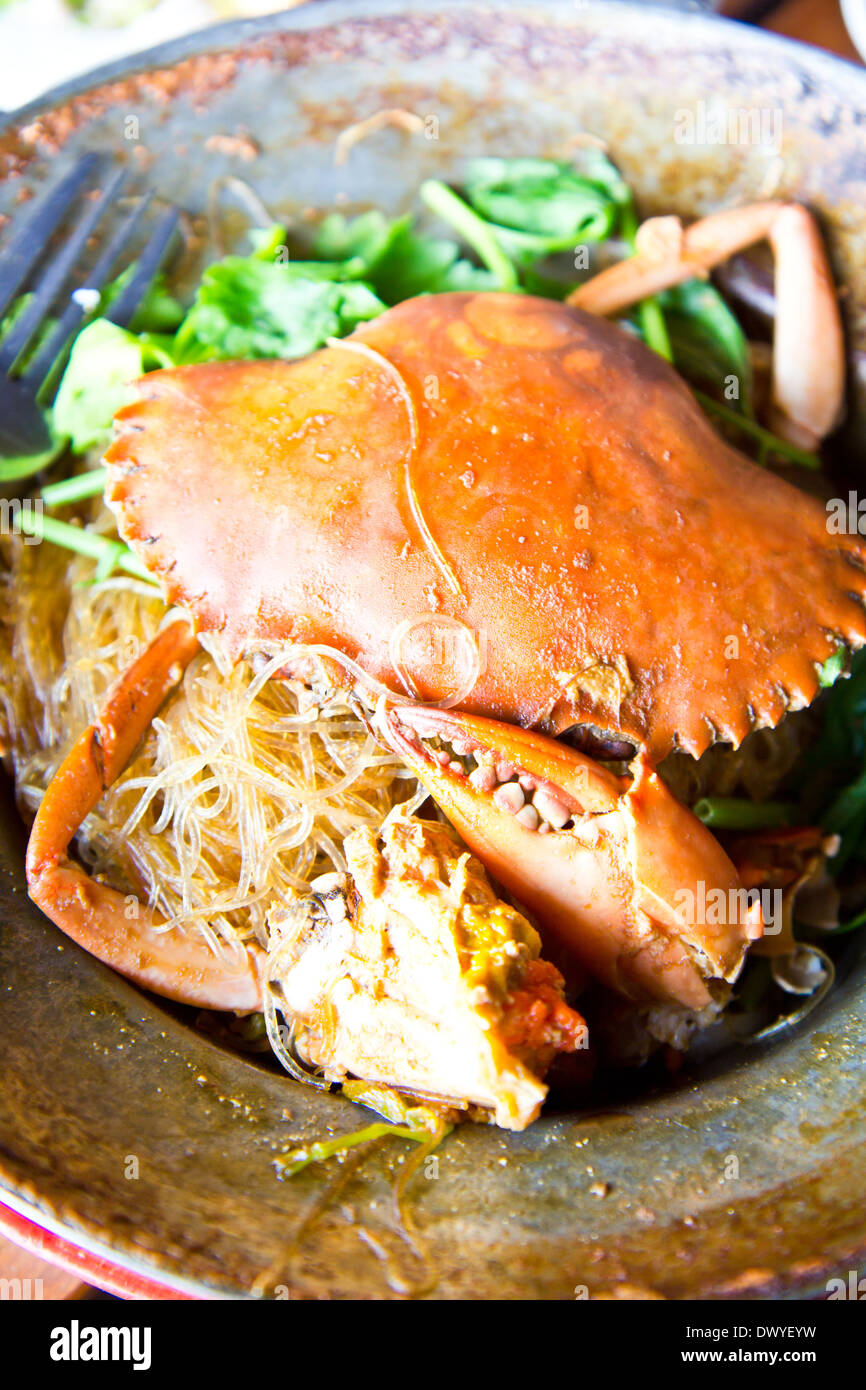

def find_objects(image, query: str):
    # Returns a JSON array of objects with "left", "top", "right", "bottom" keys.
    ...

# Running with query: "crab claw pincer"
[{"left": 385, "top": 706, "right": 762, "bottom": 1011}]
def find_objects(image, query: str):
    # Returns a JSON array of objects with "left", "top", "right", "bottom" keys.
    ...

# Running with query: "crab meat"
[
  {"left": 385, "top": 705, "right": 762, "bottom": 1011},
  {"left": 268, "top": 815, "right": 586, "bottom": 1130},
  {"left": 105, "top": 291, "right": 866, "bottom": 764}
]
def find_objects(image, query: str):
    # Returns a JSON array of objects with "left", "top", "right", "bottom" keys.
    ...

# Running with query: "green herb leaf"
[
  {"left": 372, "top": 222, "right": 481, "bottom": 301},
  {"left": 52, "top": 318, "right": 172, "bottom": 453},
  {"left": 0, "top": 434, "right": 67, "bottom": 482},
  {"left": 173, "top": 259, "right": 386, "bottom": 364},
  {"left": 41, "top": 467, "right": 108, "bottom": 508},
  {"left": 419, "top": 180, "right": 520, "bottom": 290},
  {"left": 101, "top": 267, "right": 185, "bottom": 335},
  {"left": 275, "top": 1122, "right": 429, "bottom": 1178},
  {"left": 793, "top": 649, "right": 866, "bottom": 871},
  {"left": 313, "top": 210, "right": 498, "bottom": 301},
  {"left": 822, "top": 765, "right": 866, "bottom": 836},
  {"left": 0, "top": 291, "right": 60, "bottom": 376},
  {"left": 820, "top": 906, "right": 866, "bottom": 936},
  {"left": 618, "top": 203, "right": 673, "bottom": 363},
  {"left": 247, "top": 223, "right": 288, "bottom": 261},
  {"left": 460, "top": 157, "right": 618, "bottom": 263},
  {"left": 817, "top": 647, "right": 847, "bottom": 689},
  {"left": 312, "top": 209, "right": 398, "bottom": 272},
  {"left": 661, "top": 279, "right": 753, "bottom": 411},
  {"left": 275, "top": 1080, "right": 448, "bottom": 1178},
  {"left": 15, "top": 510, "right": 156, "bottom": 583}
]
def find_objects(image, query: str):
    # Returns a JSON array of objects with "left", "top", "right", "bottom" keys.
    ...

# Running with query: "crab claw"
[
  {"left": 26, "top": 620, "right": 265, "bottom": 1012},
  {"left": 385, "top": 706, "right": 762, "bottom": 1010}
]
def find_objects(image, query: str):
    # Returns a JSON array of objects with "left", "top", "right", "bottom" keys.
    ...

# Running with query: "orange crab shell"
[{"left": 105, "top": 291, "right": 866, "bottom": 761}]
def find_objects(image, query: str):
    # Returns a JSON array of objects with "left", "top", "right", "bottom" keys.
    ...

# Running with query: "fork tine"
[
  {"left": 0, "top": 152, "right": 100, "bottom": 323},
  {"left": 106, "top": 205, "right": 180, "bottom": 329},
  {"left": 22, "top": 193, "right": 154, "bottom": 394},
  {"left": 0, "top": 379, "right": 53, "bottom": 457},
  {"left": 0, "top": 165, "right": 126, "bottom": 375}
]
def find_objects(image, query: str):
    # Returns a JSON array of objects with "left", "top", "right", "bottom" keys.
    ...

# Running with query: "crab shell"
[{"left": 104, "top": 292, "right": 866, "bottom": 763}]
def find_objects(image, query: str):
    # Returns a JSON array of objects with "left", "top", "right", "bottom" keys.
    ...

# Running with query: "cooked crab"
[
  {"left": 383, "top": 708, "right": 761, "bottom": 1010},
  {"left": 268, "top": 814, "right": 586, "bottom": 1130},
  {"left": 24, "top": 204, "right": 866, "bottom": 1095}
]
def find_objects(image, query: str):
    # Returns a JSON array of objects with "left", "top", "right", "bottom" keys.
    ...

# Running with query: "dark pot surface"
[{"left": 1, "top": 1, "right": 865, "bottom": 1299}]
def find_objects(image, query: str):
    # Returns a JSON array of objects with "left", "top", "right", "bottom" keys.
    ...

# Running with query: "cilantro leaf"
[
  {"left": 312, "top": 211, "right": 498, "bottom": 301},
  {"left": 460, "top": 157, "right": 619, "bottom": 263},
  {"left": 661, "top": 279, "right": 753, "bottom": 413},
  {"left": 52, "top": 318, "right": 173, "bottom": 453},
  {"left": 172, "top": 259, "right": 386, "bottom": 363}
]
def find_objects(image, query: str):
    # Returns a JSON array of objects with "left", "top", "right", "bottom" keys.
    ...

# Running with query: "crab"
[
  {"left": 269, "top": 814, "right": 588, "bottom": 1131},
  {"left": 23, "top": 202, "right": 866, "bottom": 1105}
]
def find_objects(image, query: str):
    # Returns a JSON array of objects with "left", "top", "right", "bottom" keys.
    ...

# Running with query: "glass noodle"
[{"left": 0, "top": 508, "right": 420, "bottom": 960}]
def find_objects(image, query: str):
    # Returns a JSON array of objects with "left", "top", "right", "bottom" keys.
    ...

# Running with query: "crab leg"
[
  {"left": 385, "top": 706, "right": 762, "bottom": 1010},
  {"left": 568, "top": 202, "right": 845, "bottom": 449},
  {"left": 26, "top": 620, "right": 264, "bottom": 1012}
]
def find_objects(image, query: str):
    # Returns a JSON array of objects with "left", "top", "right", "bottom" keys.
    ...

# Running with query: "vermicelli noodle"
[{"left": 0, "top": 507, "right": 419, "bottom": 962}]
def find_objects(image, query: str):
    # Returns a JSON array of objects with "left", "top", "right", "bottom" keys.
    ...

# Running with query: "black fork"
[{"left": 0, "top": 153, "right": 178, "bottom": 458}]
